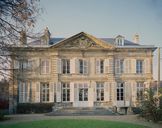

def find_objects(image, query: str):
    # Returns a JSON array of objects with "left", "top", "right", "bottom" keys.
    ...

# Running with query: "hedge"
[{"left": 17, "top": 103, "right": 54, "bottom": 114}]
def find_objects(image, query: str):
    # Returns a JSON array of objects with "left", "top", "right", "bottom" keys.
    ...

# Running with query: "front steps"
[{"left": 47, "top": 107, "right": 118, "bottom": 116}]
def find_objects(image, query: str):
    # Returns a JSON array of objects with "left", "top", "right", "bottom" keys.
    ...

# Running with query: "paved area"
[{"left": 0, "top": 114, "right": 162, "bottom": 128}]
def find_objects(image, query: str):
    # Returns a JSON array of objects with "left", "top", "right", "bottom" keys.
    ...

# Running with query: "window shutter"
[
  {"left": 104, "top": 82, "right": 109, "bottom": 101},
  {"left": 56, "top": 82, "right": 61, "bottom": 102},
  {"left": 131, "top": 59, "right": 136, "bottom": 73},
  {"left": 75, "top": 58, "right": 79, "bottom": 74},
  {"left": 92, "top": 81, "right": 96, "bottom": 101},
  {"left": 57, "top": 58, "right": 62, "bottom": 74},
  {"left": 14, "top": 60, "right": 19, "bottom": 69},
  {"left": 115, "top": 59, "right": 120, "bottom": 74},
  {"left": 108, "top": 58, "right": 113, "bottom": 74},
  {"left": 48, "top": 59, "right": 51, "bottom": 74},
  {"left": 35, "top": 82, "right": 40, "bottom": 103},
  {"left": 49, "top": 82, "right": 54, "bottom": 102},
  {"left": 74, "top": 83, "right": 78, "bottom": 101},
  {"left": 18, "top": 81, "right": 22, "bottom": 103},
  {"left": 70, "top": 58, "right": 75, "bottom": 74},
  {"left": 70, "top": 82, "right": 74, "bottom": 102},
  {"left": 96, "top": 59, "right": 100, "bottom": 74},
  {"left": 104, "top": 59, "right": 109, "bottom": 74},
  {"left": 132, "top": 82, "right": 137, "bottom": 103},
  {"left": 124, "top": 59, "right": 129, "bottom": 73},
  {"left": 84, "top": 60, "right": 88, "bottom": 74},
  {"left": 88, "top": 83, "right": 93, "bottom": 103},
  {"left": 144, "top": 59, "right": 150, "bottom": 74}
]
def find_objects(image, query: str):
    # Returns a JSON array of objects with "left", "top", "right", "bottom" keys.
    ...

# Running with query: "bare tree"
[{"left": 0, "top": 0, "right": 41, "bottom": 80}]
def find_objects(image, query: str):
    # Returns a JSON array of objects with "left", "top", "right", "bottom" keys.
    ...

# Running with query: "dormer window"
[{"left": 115, "top": 35, "right": 124, "bottom": 46}]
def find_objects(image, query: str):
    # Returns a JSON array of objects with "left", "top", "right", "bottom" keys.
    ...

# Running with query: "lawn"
[{"left": 0, "top": 119, "right": 148, "bottom": 128}]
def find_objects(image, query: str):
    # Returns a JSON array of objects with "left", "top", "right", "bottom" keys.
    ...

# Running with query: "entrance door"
[{"left": 73, "top": 83, "right": 90, "bottom": 107}]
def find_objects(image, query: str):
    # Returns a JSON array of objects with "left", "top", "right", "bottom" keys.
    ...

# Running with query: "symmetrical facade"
[{"left": 10, "top": 31, "right": 156, "bottom": 112}]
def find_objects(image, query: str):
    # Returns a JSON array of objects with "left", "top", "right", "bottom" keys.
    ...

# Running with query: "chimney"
[
  {"left": 44, "top": 26, "right": 51, "bottom": 45},
  {"left": 133, "top": 34, "right": 139, "bottom": 44},
  {"left": 19, "top": 30, "right": 27, "bottom": 46}
]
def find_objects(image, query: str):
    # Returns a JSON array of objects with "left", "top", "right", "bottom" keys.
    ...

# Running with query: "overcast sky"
[{"left": 35, "top": 0, "right": 162, "bottom": 80}]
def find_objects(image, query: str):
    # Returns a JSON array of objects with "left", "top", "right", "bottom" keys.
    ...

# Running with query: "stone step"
[{"left": 47, "top": 107, "right": 118, "bottom": 116}]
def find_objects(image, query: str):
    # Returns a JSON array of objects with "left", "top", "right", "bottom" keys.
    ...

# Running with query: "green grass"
[{"left": 0, "top": 119, "right": 148, "bottom": 128}]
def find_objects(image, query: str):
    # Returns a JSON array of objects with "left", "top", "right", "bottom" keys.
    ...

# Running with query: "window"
[
  {"left": 137, "top": 82, "right": 144, "bottom": 100},
  {"left": 79, "top": 83, "right": 88, "bottom": 101},
  {"left": 62, "top": 83, "right": 70, "bottom": 101},
  {"left": 115, "top": 59, "right": 124, "bottom": 74},
  {"left": 117, "top": 83, "right": 124, "bottom": 101},
  {"left": 19, "top": 81, "right": 31, "bottom": 103},
  {"left": 41, "top": 59, "right": 49, "bottom": 74},
  {"left": 136, "top": 60, "right": 143, "bottom": 74},
  {"left": 41, "top": 83, "right": 49, "bottom": 102},
  {"left": 96, "top": 83, "right": 104, "bottom": 101},
  {"left": 62, "top": 59, "right": 70, "bottom": 74},
  {"left": 79, "top": 59, "right": 88, "bottom": 74}
]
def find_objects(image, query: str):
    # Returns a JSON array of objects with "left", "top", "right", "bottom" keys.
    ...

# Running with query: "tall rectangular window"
[
  {"left": 41, "top": 59, "right": 49, "bottom": 74},
  {"left": 137, "top": 82, "right": 144, "bottom": 100},
  {"left": 19, "top": 81, "right": 29, "bottom": 103},
  {"left": 117, "top": 83, "right": 124, "bottom": 101},
  {"left": 41, "top": 83, "right": 49, "bottom": 102},
  {"left": 62, "top": 83, "right": 70, "bottom": 101},
  {"left": 79, "top": 83, "right": 88, "bottom": 101},
  {"left": 115, "top": 59, "right": 124, "bottom": 74},
  {"left": 136, "top": 60, "right": 143, "bottom": 74},
  {"left": 79, "top": 59, "right": 88, "bottom": 74},
  {"left": 96, "top": 82, "right": 104, "bottom": 101},
  {"left": 62, "top": 59, "right": 70, "bottom": 74},
  {"left": 100, "top": 60, "right": 104, "bottom": 73}
]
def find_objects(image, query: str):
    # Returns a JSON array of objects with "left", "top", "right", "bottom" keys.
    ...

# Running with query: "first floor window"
[
  {"left": 41, "top": 59, "right": 50, "bottom": 74},
  {"left": 136, "top": 60, "right": 143, "bottom": 74},
  {"left": 62, "top": 59, "right": 70, "bottom": 74},
  {"left": 41, "top": 83, "right": 49, "bottom": 102},
  {"left": 137, "top": 82, "right": 144, "bottom": 100},
  {"left": 117, "top": 83, "right": 124, "bottom": 101},
  {"left": 79, "top": 83, "right": 88, "bottom": 101},
  {"left": 96, "top": 82, "right": 104, "bottom": 101},
  {"left": 62, "top": 83, "right": 70, "bottom": 101},
  {"left": 115, "top": 59, "right": 124, "bottom": 74},
  {"left": 79, "top": 59, "right": 88, "bottom": 74}
]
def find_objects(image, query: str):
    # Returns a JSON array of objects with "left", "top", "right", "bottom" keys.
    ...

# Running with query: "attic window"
[{"left": 115, "top": 36, "right": 124, "bottom": 46}]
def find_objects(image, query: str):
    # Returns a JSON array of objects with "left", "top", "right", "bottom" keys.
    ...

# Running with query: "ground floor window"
[
  {"left": 79, "top": 83, "right": 88, "bottom": 101},
  {"left": 96, "top": 82, "right": 104, "bottom": 101},
  {"left": 137, "top": 82, "right": 144, "bottom": 101},
  {"left": 117, "top": 83, "right": 124, "bottom": 101},
  {"left": 41, "top": 82, "right": 49, "bottom": 102},
  {"left": 62, "top": 83, "right": 70, "bottom": 101}
]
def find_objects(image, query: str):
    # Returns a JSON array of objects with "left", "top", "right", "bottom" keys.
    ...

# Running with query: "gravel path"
[{"left": 0, "top": 114, "right": 162, "bottom": 128}]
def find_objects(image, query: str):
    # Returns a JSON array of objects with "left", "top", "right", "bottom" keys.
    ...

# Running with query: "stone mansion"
[{"left": 9, "top": 28, "right": 156, "bottom": 112}]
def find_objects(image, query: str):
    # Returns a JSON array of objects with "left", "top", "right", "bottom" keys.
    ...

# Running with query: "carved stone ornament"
[{"left": 62, "top": 36, "right": 103, "bottom": 49}]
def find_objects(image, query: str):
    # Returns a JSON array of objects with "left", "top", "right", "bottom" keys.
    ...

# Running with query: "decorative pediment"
[
  {"left": 52, "top": 32, "right": 115, "bottom": 50},
  {"left": 61, "top": 35, "right": 103, "bottom": 49}
]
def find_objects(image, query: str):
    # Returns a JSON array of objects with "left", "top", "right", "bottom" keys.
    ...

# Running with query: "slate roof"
[{"left": 48, "top": 37, "right": 139, "bottom": 46}]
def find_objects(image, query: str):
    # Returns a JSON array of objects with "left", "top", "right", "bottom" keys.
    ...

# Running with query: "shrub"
[
  {"left": 17, "top": 103, "right": 54, "bottom": 114},
  {"left": 132, "top": 107, "right": 141, "bottom": 114},
  {"left": 140, "top": 88, "right": 162, "bottom": 122}
]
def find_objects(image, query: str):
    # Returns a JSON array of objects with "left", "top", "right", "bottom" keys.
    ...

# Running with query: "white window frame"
[
  {"left": 96, "top": 82, "right": 104, "bottom": 101},
  {"left": 115, "top": 59, "right": 124, "bottom": 74},
  {"left": 78, "top": 83, "right": 88, "bottom": 101},
  {"left": 137, "top": 82, "right": 144, "bottom": 100},
  {"left": 62, "top": 59, "right": 70, "bottom": 74},
  {"left": 41, "top": 82, "right": 49, "bottom": 102},
  {"left": 62, "top": 83, "right": 70, "bottom": 102},
  {"left": 79, "top": 59, "right": 88, "bottom": 74},
  {"left": 117, "top": 83, "right": 124, "bottom": 101},
  {"left": 136, "top": 60, "right": 143, "bottom": 74},
  {"left": 41, "top": 59, "right": 50, "bottom": 74}
]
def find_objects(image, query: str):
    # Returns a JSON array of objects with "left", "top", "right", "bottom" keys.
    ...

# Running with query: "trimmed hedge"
[{"left": 17, "top": 103, "right": 54, "bottom": 114}]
